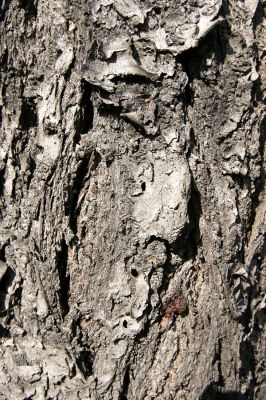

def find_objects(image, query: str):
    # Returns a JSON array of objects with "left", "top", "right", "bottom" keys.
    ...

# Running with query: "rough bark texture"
[{"left": 0, "top": 0, "right": 265, "bottom": 399}]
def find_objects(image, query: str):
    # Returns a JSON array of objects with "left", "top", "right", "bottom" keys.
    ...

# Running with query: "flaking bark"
[{"left": 0, "top": 0, "right": 265, "bottom": 399}]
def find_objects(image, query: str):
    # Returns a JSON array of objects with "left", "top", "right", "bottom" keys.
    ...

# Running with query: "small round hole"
[
  {"left": 123, "top": 320, "right": 128, "bottom": 328},
  {"left": 131, "top": 269, "right": 139, "bottom": 277},
  {"left": 154, "top": 7, "right": 161, "bottom": 15},
  {"left": 141, "top": 182, "right": 146, "bottom": 192}
]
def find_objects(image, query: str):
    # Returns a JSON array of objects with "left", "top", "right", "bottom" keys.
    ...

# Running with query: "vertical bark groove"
[{"left": 0, "top": 0, "right": 265, "bottom": 399}]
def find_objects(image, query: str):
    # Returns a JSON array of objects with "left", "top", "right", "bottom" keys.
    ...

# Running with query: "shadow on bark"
[{"left": 200, "top": 383, "right": 247, "bottom": 400}]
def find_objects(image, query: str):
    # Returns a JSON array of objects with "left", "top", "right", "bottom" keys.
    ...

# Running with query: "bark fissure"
[{"left": 0, "top": 0, "right": 265, "bottom": 398}]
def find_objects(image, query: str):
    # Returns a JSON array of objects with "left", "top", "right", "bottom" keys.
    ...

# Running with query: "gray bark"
[{"left": 0, "top": 0, "right": 265, "bottom": 399}]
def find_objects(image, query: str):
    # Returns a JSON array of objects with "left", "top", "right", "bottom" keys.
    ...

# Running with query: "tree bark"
[{"left": 0, "top": 0, "right": 265, "bottom": 399}]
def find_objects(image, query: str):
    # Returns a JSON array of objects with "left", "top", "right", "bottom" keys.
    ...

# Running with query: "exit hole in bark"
[
  {"left": 131, "top": 269, "right": 139, "bottom": 277},
  {"left": 76, "top": 350, "right": 94, "bottom": 377},
  {"left": 141, "top": 182, "right": 146, "bottom": 192},
  {"left": 123, "top": 320, "right": 128, "bottom": 328}
]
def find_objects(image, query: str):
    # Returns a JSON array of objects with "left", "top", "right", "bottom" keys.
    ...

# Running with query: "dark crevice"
[
  {"left": 252, "top": 0, "right": 264, "bottom": 31},
  {"left": 0, "top": 245, "right": 6, "bottom": 262},
  {"left": 119, "top": 365, "right": 130, "bottom": 400},
  {"left": 0, "top": 0, "right": 11, "bottom": 21},
  {"left": 11, "top": 132, "right": 29, "bottom": 171},
  {"left": 153, "top": 6, "right": 162, "bottom": 15},
  {"left": 189, "top": 127, "right": 198, "bottom": 154},
  {"left": 178, "top": 22, "right": 230, "bottom": 83},
  {"left": 251, "top": 57, "right": 264, "bottom": 106},
  {"left": 20, "top": 0, "right": 37, "bottom": 20},
  {"left": 11, "top": 166, "right": 17, "bottom": 200},
  {"left": 131, "top": 43, "right": 141, "bottom": 65},
  {"left": 0, "top": 48, "right": 8, "bottom": 68},
  {"left": 182, "top": 80, "right": 194, "bottom": 111},
  {"left": 182, "top": 181, "right": 202, "bottom": 260},
  {"left": 66, "top": 151, "right": 101, "bottom": 235},
  {"left": 86, "top": 40, "right": 99, "bottom": 62},
  {"left": 111, "top": 74, "right": 157, "bottom": 86},
  {"left": 98, "top": 102, "right": 123, "bottom": 118},
  {"left": 76, "top": 349, "right": 94, "bottom": 377},
  {"left": 0, "top": 163, "right": 5, "bottom": 197},
  {"left": 178, "top": 51, "right": 195, "bottom": 113},
  {"left": 0, "top": 266, "right": 15, "bottom": 313},
  {"left": 74, "top": 80, "right": 94, "bottom": 139},
  {"left": 63, "top": 52, "right": 76, "bottom": 83},
  {"left": 26, "top": 156, "right": 36, "bottom": 190},
  {"left": 20, "top": 99, "right": 38, "bottom": 130},
  {"left": 237, "top": 239, "right": 266, "bottom": 396},
  {"left": 0, "top": 324, "right": 10, "bottom": 338},
  {"left": 106, "top": 157, "right": 115, "bottom": 168},
  {"left": 56, "top": 238, "right": 70, "bottom": 317}
]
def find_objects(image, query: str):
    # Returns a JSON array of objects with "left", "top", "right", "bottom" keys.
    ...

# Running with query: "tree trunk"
[{"left": 0, "top": 0, "right": 265, "bottom": 399}]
